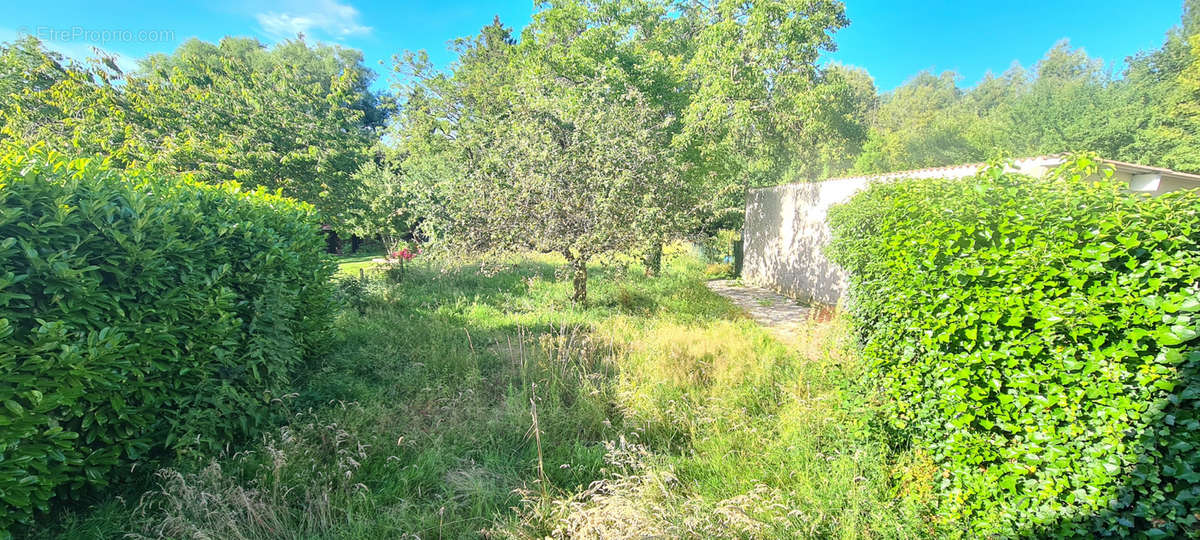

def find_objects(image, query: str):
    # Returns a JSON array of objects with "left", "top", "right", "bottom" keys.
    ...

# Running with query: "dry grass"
[
  {"left": 52, "top": 252, "right": 937, "bottom": 539},
  {"left": 128, "top": 406, "right": 376, "bottom": 540},
  {"left": 499, "top": 311, "right": 941, "bottom": 539}
]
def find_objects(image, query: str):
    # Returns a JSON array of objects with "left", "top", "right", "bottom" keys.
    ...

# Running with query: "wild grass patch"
[{"left": 49, "top": 251, "right": 936, "bottom": 539}]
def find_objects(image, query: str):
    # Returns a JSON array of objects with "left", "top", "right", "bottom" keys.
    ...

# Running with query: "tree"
[
  {"left": 346, "top": 148, "right": 410, "bottom": 250},
  {"left": 0, "top": 37, "right": 132, "bottom": 161},
  {"left": 848, "top": 40, "right": 1150, "bottom": 174},
  {"left": 987, "top": 41, "right": 1129, "bottom": 157},
  {"left": 678, "top": 0, "right": 850, "bottom": 183},
  {"left": 1176, "top": 32, "right": 1200, "bottom": 172},
  {"left": 396, "top": 13, "right": 685, "bottom": 303},
  {"left": 804, "top": 63, "right": 876, "bottom": 178},
  {"left": 392, "top": 1, "right": 849, "bottom": 301},
  {"left": 854, "top": 71, "right": 980, "bottom": 172},
  {"left": 0, "top": 36, "right": 385, "bottom": 223},
  {"left": 125, "top": 37, "right": 383, "bottom": 222},
  {"left": 1117, "top": 0, "right": 1200, "bottom": 172}
]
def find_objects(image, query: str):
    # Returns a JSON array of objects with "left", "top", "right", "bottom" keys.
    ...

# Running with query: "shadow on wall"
[{"left": 742, "top": 179, "right": 870, "bottom": 305}]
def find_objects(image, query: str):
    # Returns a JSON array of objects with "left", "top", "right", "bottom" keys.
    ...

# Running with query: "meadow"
[{"left": 48, "top": 249, "right": 938, "bottom": 539}]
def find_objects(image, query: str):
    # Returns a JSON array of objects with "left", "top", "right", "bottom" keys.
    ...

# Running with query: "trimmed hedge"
[
  {"left": 828, "top": 158, "right": 1200, "bottom": 537},
  {"left": 0, "top": 145, "right": 335, "bottom": 530}
]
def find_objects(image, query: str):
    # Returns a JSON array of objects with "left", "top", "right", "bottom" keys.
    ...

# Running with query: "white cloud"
[{"left": 255, "top": 0, "right": 372, "bottom": 40}]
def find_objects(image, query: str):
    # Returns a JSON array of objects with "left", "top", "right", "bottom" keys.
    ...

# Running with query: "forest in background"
[
  {"left": 3, "top": 0, "right": 1199, "bottom": 300},
  {"left": 3, "top": 1, "right": 1200, "bottom": 537},
  {"left": 2, "top": 2, "right": 1196, "bottom": 226}
]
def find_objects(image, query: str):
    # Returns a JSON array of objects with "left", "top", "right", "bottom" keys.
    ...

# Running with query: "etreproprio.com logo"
[{"left": 16, "top": 25, "right": 176, "bottom": 44}]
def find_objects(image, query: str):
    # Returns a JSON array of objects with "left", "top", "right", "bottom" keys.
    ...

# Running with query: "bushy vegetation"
[
  {"left": 0, "top": 145, "right": 335, "bottom": 532},
  {"left": 828, "top": 158, "right": 1200, "bottom": 536},
  {"left": 0, "top": 36, "right": 384, "bottom": 225},
  {"left": 841, "top": 1, "right": 1200, "bottom": 177},
  {"left": 5, "top": 2, "right": 1199, "bottom": 287},
  {"left": 4, "top": 2, "right": 1200, "bottom": 250},
  {"left": 46, "top": 250, "right": 936, "bottom": 538},
  {"left": 4, "top": 1, "right": 1200, "bottom": 537},
  {"left": 392, "top": 1, "right": 853, "bottom": 301}
]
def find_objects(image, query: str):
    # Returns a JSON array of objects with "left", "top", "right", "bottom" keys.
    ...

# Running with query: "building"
[{"left": 741, "top": 155, "right": 1200, "bottom": 305}]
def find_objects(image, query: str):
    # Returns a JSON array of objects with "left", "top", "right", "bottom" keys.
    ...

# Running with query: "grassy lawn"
[
  {"left": 333, "top": 249, "right": 388, "bottom": 277},
  {"left": 51, "top": 249, "right": 938, "bottom": 539}
]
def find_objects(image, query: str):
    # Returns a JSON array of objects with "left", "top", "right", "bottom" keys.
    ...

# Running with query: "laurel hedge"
[
  {"left": 828, "top": 158, "right": 1200, "bottom": 537},
  {"left": 0, "top": 145, "right": 335, "bottom": 531}
]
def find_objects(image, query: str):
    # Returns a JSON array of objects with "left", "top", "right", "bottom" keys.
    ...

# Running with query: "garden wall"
[
  {"left": 741, "top": 177, "right": 868, "bottom": 305},
  {"left": 741, "top": 156, "right": 1200, "bottom": 305}
]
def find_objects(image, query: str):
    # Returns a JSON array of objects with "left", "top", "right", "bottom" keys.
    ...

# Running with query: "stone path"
[{"left": 706, "top": 280, "right": 814, "bottom": 340}]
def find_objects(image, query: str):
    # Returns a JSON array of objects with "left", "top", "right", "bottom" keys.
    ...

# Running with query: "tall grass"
[{"left": 46, "top": 249, "right": 938, "bottom": 539}]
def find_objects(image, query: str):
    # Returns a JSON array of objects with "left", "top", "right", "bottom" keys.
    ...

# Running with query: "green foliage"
[
  {"left": 0, "top": 36, "right": 383, "bottom": 223},
  {"left": 851, "top": 3, "right": 1200, "bottom": 177},
  {"left": 46, "top": 252, "right": 938, "bottom": 539},
  {"left": 702, "top": 262, "right": 734, "bottom": 280},
  {"left": 331, "top": 274, "right": 373, "bottom": 314},
  {"left": 382, "top": 263, "right": 409, "bottom": 284},
  {"left": 392, "top": 0, "right": 855, "bottom": 301},
  {"left": 853, "top": 70, "right": 980, "bottom": 173},
  {"left": 698, "top": 229, "right": 742, "bottom": 264},
  {"left": 828, "top": 157, "right": 1200, "bottom": 536},
  {"left": 677, "top": 0, "right": 852, "bottom": 183},
  {"left": 0, "top": 144, "right": 335, "bottom": 531},
  {"left": 395, "top": 10, "right": 693, "bottom": 302},
  {"left": 345, "top": 153, "right": 409, "bottom": 245}
]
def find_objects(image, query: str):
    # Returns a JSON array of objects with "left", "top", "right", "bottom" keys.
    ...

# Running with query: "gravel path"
[{"left": 706, "top": 279, "right": 815, "bottom": 340}]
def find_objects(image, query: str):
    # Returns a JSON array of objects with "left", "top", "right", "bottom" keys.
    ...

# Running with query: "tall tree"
[
  {"left": 1118, "top": 0, "right": 1200, "bottom": 172},
  {"left": 392, "top": 0, "right": 849, "bottom": 301},
  {"left": 0, "top": 36, "right": 385, "bottom": 222},
  {"left": 0, "top": 37, "right": 132, "bottom": 161},
  {"left": 679, "top": 0, "right": 849, "bottom": 182},
  {"left": 125, "top": 37, "right": 383, "bottom": 222},
  {"left": 989, "top": 41, "right": 1128, "bottom": 157},
  {"left": 1177, "top": 28, "right": 1200, "bottom": 172},
  {"left": 395, "top": 13, "right": 687, "bottom": 302},
  {"left": 854, "top": 71, "right": 979, "bottom": 172}
]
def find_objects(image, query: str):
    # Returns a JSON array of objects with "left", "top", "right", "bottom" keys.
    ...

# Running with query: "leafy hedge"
[
  {"left": 828, "top": 158, "right": 1200, "bottom": 537},
  {"left": 0, "top": 145, "right": 335, "bottom": 531}
]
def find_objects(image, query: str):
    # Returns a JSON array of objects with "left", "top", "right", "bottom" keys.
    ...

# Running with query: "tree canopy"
[
  {"left": 0, "top": 36, "right": 384, "bottom": 222},
  {"left": 387, "top": 0, "right": 854, "bottom": 301},
  {"left": 850, "top": 2, "right": 1200, "bottom": 176},
  {"left": 2, "top": 0, "right": 1198, "bottom": 297}
]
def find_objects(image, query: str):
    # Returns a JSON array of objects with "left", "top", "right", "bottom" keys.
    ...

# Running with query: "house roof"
[{"left": 1098, "top": 157, "right": 1200, "bottom": 183}]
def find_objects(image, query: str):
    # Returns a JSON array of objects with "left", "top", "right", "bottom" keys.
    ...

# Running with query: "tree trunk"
[
  {"left": 643, "top": 241, "right": 663, "bottom": 277},
  {"left": 570, "top": 257, "right": 588, "bottom": 304},
  {"left": 350, "top": 235, "right": 361, "bottom": 253},
  {"left": 325, "top": 229, "right": 342, "bottom": 254}
]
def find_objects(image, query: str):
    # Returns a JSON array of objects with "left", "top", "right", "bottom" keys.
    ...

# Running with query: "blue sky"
[{"left": 0, "top": 1, "right": 1187, "bottom": 92}]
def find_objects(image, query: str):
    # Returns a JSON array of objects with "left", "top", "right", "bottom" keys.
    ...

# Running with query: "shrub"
[
  {"left": 827, "top": 157, "right": 1200, "bottom": 536},
  {"left": 0, "top": 145, "right": 336, "bottom": 531},
  {"left": 383, "top": 263, "right": 407, "bottom": 284},
  {"left": 332, "top": 274, "right": 371, "bottom": 313}
]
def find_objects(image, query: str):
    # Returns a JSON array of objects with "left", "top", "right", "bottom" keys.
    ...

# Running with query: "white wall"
[
  {"left": 741, "top": 177, "right": 869, "bottom": 305},
  {"left": 742, "top": 161, "right": 1199, "bottom": 305}
]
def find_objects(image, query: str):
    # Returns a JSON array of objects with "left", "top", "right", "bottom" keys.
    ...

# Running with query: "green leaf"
[{"left": 4, "top": 400, "right": 23, "bottom": 416}]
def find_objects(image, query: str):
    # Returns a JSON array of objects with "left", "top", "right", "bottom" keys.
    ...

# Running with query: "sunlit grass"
[
  {"left": 332, "top": 249, "right": 386, "bottom": 277},
  {"left": 48, "top": 248, "right": 938, "bottom": 539}
]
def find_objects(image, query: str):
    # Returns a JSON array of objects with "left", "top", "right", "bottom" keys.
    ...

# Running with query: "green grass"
[
  {"left": 46, "top": 248, "right": 939, "bottom": 539},
  {"left": 333, "top": 249, "right": 388, "bottom": 277}
]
